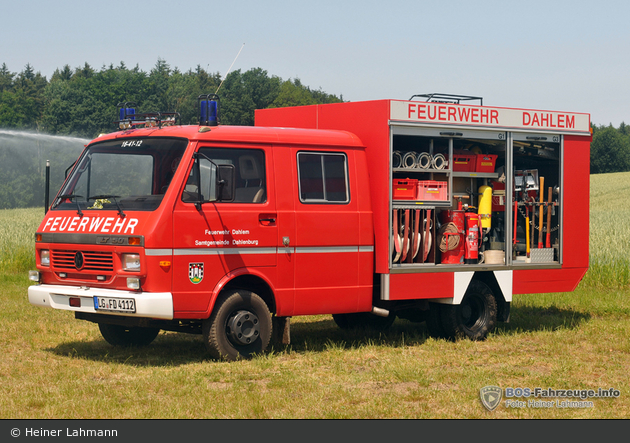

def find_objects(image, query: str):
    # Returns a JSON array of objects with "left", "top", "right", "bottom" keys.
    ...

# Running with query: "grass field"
[{"left": 0, "top": 173, "right": 628, "bottom": 419}]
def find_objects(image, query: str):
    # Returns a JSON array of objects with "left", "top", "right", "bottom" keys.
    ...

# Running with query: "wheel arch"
[
  {"left": 206, "top": 269, "right": 276, "bottom": 318},
  {"left": 429, "top": 270, "right": 512, "bottom": 322},
  {"left": 472, "top": 271, "right": 511, "bottom": 322}
]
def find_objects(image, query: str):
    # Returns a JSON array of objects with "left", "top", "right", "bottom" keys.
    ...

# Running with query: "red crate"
[
  {"left": 451, "top": 151, "right": 476, "bottom": 172},
  {"left": 393, "top": 178, "right": 418, "bottom": 200},
  {"left": 475, "top": 154, "right": 497, "bottom": 173},
  {"left": 418, "top": 180, "right": 448, "bottom": 201}
]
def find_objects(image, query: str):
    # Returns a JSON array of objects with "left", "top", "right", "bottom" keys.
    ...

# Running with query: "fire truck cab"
[{"left": 28, "top": 94, "right": 591, "bottom": 360}]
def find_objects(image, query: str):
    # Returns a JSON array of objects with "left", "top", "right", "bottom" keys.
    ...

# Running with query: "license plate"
[{"left": 93, "top": 296, "right": 136, "bottom": 313}]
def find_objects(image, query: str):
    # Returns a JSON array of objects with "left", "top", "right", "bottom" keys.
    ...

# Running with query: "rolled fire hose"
[
  {"left": 438, "top": 222, "right": 460, "bottom": 252},
  {"left": 416, "top": 152, "right": 432, "bottom": 169},
  {"left": 393, "top": 151, "right": 402, "bottom": 169},
  {"left": 401, "top": 209, "right": 410, "bottom": 262},
  {"left": 412, "top": 210, "right": 421, "bottom": 260},
  {"left": 393, "top": 209, "right": 401, "bottom": 263},
  {"left": 402, "top": 151, "right": 417, "bottom": 169},
  {"left": 432, "top": 153, "right": 446, "bottom": 170},
  {"left": 423, "top": 210, "right": 432, "bottom": 261}
]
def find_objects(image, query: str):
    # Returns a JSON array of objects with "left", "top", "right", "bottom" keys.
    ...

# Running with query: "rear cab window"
[{"left": 297, "top": 152, "right": 349, "bottom": 204}]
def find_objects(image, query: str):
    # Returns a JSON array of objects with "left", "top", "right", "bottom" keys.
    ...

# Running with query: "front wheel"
[
  {"left": 203, "top": 290, "right": 272, "bottom": 361},
  {"left": 440, "top": 280, "right": 497, "bottom": 341},
  {"left": 98, "top": 323, "right": 160, "bottom": 347}
]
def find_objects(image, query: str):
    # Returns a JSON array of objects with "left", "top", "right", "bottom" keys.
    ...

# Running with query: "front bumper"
[{"left": 28, "top": 284, "right": 173, "bottom": 320}]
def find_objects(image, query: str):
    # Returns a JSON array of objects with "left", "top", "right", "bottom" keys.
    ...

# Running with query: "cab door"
[
  {"left": 171, "top": 144, "right": 277, "bottom": 315},
  {"left": 290, "top": 149, "right": 362, "bottom": 315}
]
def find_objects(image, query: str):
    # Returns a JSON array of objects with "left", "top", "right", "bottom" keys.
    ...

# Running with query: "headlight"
[
  {"left": 40, "top": 250, "right": 50, "bottom": 267},
  {"left": 122, "top": 253, "right": 141, "bottom": 272}
]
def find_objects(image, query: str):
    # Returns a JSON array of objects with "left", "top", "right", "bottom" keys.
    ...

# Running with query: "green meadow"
[{"left": 0, "top": 172, "right": 628, "bottom": 418}]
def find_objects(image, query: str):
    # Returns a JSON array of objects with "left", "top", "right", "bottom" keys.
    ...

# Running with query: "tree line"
[
  {"left": 0, "top": 59, "right": 628, "bottom": 210},
  {"left": 0, "top": 59, "right": 342, "bottom": 139},
  {"left": 589, "top": 123, "right": 630, "bottom": 174}
]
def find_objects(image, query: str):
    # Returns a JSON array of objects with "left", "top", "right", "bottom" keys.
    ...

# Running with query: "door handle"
[{"left": 259, "top": 213, "right": 277, "bottom": 226}]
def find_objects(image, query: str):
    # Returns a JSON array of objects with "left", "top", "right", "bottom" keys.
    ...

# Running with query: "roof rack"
[
  {"left": 409, "top": 93, "right": 483, "bottom": 106},
  {"left": 115, "top": 102, "right": 181, "bottom": 130}
]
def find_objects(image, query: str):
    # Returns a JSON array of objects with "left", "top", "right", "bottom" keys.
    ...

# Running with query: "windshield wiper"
[
  {"left": 57, "top": 194, "right": 84, "bottom": 217},
  {"left": 88, "top": 195, "right": 126, "bottom": 218}
]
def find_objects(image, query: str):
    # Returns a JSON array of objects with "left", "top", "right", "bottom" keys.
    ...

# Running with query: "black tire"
[
  {"left": 440, "top": 280, "right": 497, "bottom": 341},
  {"left": 98, "top": 323, "right": 160, "bottom": 347},
  {"left": 426, "top": 303, "right": 448, "bottom": 339},
  {"left": 203, "top": 290, "right": 272, "bottom": 361},
  {"left": 332, "top": 312, "right": 396, "bottom": 330}
]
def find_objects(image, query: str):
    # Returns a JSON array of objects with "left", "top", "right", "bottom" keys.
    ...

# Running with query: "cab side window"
[
  {"left": 298, "top": 152, "right": 349, "bottom": 203},
  {"left": 186, "top": 147, "right": 266, "bottom": 204}
]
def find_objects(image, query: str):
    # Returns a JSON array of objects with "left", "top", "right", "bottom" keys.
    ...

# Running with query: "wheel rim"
[
  {"left": 226, "top": 310, "right": 260, "bottom": 346},
  {"left": 459, "top": 293, "right": 487, "bottom": 332}
]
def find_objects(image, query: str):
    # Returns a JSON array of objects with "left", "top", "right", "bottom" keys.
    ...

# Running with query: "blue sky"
[{"left": 3, "top": 0, "right": 629, "bottom": 126}]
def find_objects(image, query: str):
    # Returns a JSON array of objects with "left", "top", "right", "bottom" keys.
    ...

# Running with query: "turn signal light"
[{"left": 128, "top": 237, "right": 141, "bottom": 246}]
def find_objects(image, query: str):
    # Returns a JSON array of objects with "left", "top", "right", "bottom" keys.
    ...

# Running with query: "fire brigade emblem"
[
  {"left": 188, "top": 263, "right": 204, "bottom": 284},
  {"left": 479, "top": 386, "right": 502, "bottom": 411}
]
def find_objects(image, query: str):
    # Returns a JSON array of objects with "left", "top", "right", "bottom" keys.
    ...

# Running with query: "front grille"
[{"left": 51, "top": 250, "right": 114, "bottom": 272}]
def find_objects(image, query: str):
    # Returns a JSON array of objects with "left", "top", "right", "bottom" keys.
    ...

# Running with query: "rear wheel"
[
  {"left": 98, "top": 323, "right": 160, "bottom": 347},
  {"left": 440, "top": 280, "right": 497, "bottom": 341},
  {"left": 203, "top": 290, "right": 272, "bottom": 361}
]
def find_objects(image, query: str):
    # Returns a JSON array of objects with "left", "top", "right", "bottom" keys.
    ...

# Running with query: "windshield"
[{"left": 53, "top": 137, "right": 188, "bottom": 212}]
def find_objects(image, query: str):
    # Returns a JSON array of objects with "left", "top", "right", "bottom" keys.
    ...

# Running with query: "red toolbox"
[
  {"left": 418, "top": 180, "right": 448, "bottom": 201},
  {"left": 393, "top": 178, "right": 418, "bottom": 200},
  {"left": 451, "top": 151, "right": 476, "bottom": 172},
  {"left": 475, "top": 154, "right": 498, "bottom": 173}
]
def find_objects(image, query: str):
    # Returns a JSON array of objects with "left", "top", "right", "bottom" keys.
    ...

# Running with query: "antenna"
[{"left": 215, "top": 43, "right": 245, "bottom": 94}]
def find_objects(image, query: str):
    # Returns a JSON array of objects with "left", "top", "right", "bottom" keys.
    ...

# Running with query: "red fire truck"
[{"left": 28, "top": 93, "right": 591, "bottom": 360}]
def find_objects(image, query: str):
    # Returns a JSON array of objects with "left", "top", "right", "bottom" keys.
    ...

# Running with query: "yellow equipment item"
[{"left": 478, "top": 185, "right": 492, "bottom": 229}]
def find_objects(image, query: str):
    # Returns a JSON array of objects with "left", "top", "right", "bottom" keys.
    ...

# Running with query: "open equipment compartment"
[
  {"left": 390, "top": 126, "right": 509, "bottom": 268},
  {"left": 511, "top": 133, "right": 561, "bottom": 265},
  {"left": 390, "top": 129, "right": 451, "bottom": 267}
]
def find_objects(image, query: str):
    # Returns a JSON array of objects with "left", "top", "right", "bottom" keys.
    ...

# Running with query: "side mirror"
[{"left": 216, "top": 164, "right": 235, "bottom": 202}]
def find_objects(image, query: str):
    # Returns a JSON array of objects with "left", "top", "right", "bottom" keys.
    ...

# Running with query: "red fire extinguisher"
[{"left": 464, "top": 209, "right": 479, "bottom": 264}]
